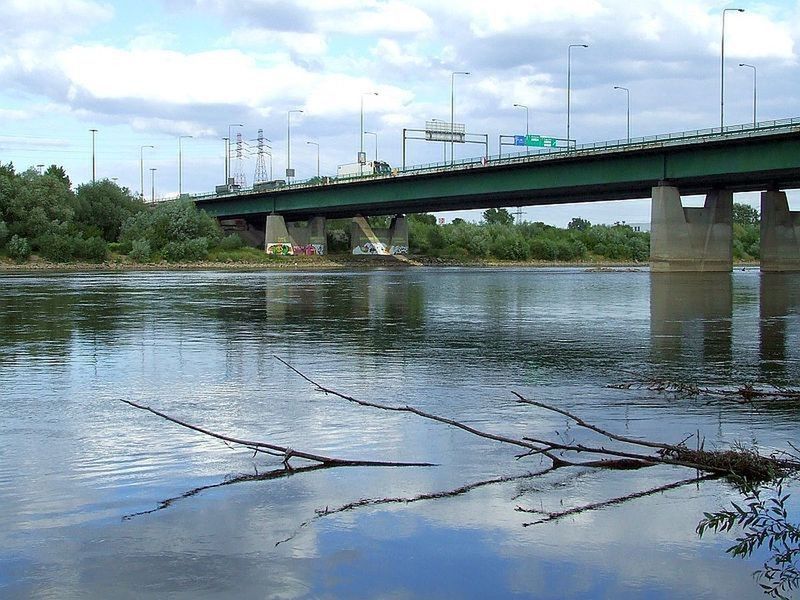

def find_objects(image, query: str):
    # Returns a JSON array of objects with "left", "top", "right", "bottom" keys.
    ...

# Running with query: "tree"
[
  {"left": 483, "top": 207, "right": 514, "bottom": 226},
  {"left": 75, "top": 179, "right": 143, "bottom": 241},
  {"left": 733, "top": 203, "right": 759, "bottom": 227},
  {"left": 567, "top": 217, "right": 591, "bottom": 231}
]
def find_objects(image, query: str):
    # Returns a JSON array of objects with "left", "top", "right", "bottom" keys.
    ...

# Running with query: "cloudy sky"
[{"left": 1, "top": 0, "right": 798, "bottom": 225}]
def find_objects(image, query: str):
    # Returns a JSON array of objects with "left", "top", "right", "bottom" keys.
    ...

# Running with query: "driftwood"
[
  {"left": 609, "top": 373, "right": 800, "bottom": 405},
  {"left": 119, "top": 399, "right": 435, "bottom": 470},
  {"left": 120, "top": 363, "right": 799, "bottom": 535}
]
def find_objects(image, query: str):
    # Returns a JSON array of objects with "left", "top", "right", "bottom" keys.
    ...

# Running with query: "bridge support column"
[
  {"left": 351, "top": 215, "right": 408, "bottom": 255},
  {"left": 265, "top": 215, "right": 294, "bottom": 255},
  {"left": 265, "top": 215, "right": 327, "bottom": 255},
  {"left": 650, "top": 185, "right": 732, "bottom": 272},
  {"left": 760, "top": 190, "right": 800, "bottom": 272}
]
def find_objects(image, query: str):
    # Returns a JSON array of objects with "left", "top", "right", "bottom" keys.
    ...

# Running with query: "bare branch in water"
[
  {"left": 275, "top": 466, "right": 559, "bottom": 547},
  {"left": 119, "top": 399, "right": 435, "bottom": 469},
  {"left": 518, "top": 474, "right": 719, "bottom": 526}
]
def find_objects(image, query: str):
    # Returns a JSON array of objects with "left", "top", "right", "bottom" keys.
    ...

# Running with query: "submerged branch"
[
  {"left": 518, "top": 474, "right": 719, "bottom": 526},
  {"left": 276, "top": 466, "right": 559, "bottom": 547}
]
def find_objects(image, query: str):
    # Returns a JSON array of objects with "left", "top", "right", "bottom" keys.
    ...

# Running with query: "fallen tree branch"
[
  {"left": 517, "top": 474, "right": 719, "bottom": 526},
  {"left": 119, "top": 399, "right": 435, "bottom": 469},
  {"left": 275, "top": 465, "right": 559, "bottom": 547},
  {"left": 609, "top": 374, "right": 800, "bottom": 404},
  {"left": 278, "top": 359, "right": 800, "bottom": 482}
]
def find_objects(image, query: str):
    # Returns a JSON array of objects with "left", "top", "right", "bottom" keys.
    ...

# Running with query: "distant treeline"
[{"left": 0, "top": 163, "right": 761, "bottom": 264}]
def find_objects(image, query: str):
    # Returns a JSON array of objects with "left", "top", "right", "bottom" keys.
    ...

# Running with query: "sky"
[{"left": 1, "top": 0, "right": 798, "bottom": 226}]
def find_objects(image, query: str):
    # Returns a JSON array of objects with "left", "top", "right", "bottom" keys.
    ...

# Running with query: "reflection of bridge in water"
[
  {"left": 196, "top": 119, "right": 800, "bottom": 272},
  {"left": 650, "top": 273, "right": 800, "bottom": 381}
]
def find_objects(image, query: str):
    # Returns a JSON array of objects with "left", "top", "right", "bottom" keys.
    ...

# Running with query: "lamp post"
[
  {"left": 721, "top": 8, "right": 745, "bottom": 130},
  {"left": 227, "top": 124, "right": 243, "bottom": 183},
  {"left": 613, "top": 86, "right": 630, "bottom": 143},
  {"left": 450, "top": 71, "right": 470, "bottom": 165},
  {"left": 89, "top": 128, "right": 98, "bottom": 182},
  {"left": 139, "top": 145, "right": 154, "bottom": 201},
  {"left": 739, "top": 62, "right": 757, "bottom": 127},
  {"left": 150, "top": 167, "right": 157, "bottom": 204},
  {"left": 364, "top": 131, "right": 378, "bottom": 162},
  {"left": 287, "top": 109, "right": 303, "bottom": 182},
  {"left": 513, "top": 103, "right": 529, "bottom": 154},
  {"left": 178, "top": 135, "right": 192, "bottom": 196},
  {"left": 306, "top": 141, "right": 320, "bottom": 179},
  {"left": 360, "top": 92, "right": 378, "bottom": 175},
  {"left": 567, "top": 44, "right": 588, "bottom": 146}
]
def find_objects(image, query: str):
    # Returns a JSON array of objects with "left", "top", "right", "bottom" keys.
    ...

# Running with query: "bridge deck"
[{"left": 195, "top": 118, "right": 800, "bottom": 220}]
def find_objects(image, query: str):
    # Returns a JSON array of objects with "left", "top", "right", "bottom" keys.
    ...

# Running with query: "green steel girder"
[{"left": 197, "top": 131, "right": 800, "bottom": 220}]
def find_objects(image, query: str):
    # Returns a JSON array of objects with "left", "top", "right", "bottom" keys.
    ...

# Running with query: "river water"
[{"left": 0, "top": 267, "right": 798, "bottom": 599}]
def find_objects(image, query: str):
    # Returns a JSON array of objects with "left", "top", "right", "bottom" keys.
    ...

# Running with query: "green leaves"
[{"left": 697, "top": 479, "right": 799, "bottom": 599}]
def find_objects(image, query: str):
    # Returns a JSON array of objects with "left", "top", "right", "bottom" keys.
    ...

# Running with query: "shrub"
[
  {"left": 162, "top": 237, "right": 210, "bottom": 262},
  {"left": 81, "top": 236, "right": 108, "bottom": 262},
  {"left": 7, "top": 235, "right": 31, "bottom": 262},
  {"left": 129, "top": 239, "right": 152, "bottom": 262},
  {"left": 0, "top": 220, "right": 8, "bottom": 247},
  {"left": 218, "top": 233, "right": 245, "bottom": 250}
]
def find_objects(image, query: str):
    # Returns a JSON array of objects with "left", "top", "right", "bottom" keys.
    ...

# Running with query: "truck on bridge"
[{"left": 337, "top": 160, "right": 391, "bottom": 179}]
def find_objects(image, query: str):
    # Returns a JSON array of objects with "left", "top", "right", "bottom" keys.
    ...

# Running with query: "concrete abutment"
[{"left": 265, "top": 215, "right": 327, "bottom": 256}]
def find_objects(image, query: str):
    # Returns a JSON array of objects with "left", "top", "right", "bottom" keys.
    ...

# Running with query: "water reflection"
[
  {"left": 650, "top": 273, "right": 733, "bottom": 368},
  {"left": 760, "top": 274, "right": 800, "bottom": 380},
  {"left": 1, "top": 269, "right": 799, "bottom": 599}
]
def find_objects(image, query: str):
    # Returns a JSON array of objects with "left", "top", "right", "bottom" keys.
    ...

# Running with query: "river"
[{"left": 1, "top": 267, "right": 798, "bottom": 599}]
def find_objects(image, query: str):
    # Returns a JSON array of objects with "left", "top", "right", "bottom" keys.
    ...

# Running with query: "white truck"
[{"left": 336, "top": 160, "right": 392, "bottom": 179}]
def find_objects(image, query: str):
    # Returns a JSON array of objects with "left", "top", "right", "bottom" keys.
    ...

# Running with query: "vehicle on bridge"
[
  {"left": 253, "top": 179, "right": 286, "bottom": 191},
  {"left": 337, "top": 160, "right": 392, "bottom": 179}
]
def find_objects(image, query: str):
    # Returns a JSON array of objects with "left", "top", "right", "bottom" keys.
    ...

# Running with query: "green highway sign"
[{"left": 525, "top": 135, "right": 558, "bottom": 148}]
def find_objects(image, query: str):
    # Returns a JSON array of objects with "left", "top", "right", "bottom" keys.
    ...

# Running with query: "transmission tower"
[
  {"left": 254, "top": 129, "right": 271, "bottom": 184},
  {"left": 233, "top": 132, "right": 247, "bottom": 188}
]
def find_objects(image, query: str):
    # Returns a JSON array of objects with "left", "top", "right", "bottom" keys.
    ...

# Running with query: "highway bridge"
[{"left": 193, "top": 118, "right": 800, "bottom": 272}]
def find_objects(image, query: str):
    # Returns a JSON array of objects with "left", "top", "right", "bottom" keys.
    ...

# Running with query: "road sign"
[{"left": 525, "top": 135, "right": 558, "bottom": 148}]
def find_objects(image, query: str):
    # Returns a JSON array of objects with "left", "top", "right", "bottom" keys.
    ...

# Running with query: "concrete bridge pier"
[
  {"left": 650, "top": 185, "right": 733, "bottom": 272},
  {"left": 760, "top": 190, "right": 800, "bottom": 272},
  {"left": 265, "top": 214, "right": 327, "bottom": 255},
  {"left": 351, "top": 215, "right": 408, "bottom": 255}
]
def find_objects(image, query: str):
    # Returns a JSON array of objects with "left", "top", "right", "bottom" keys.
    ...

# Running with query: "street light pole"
[
  {"left": 613, "top": 86, "right": 630, "bottom": 143},
  {"left": 178, "top": 135, "right": 192, "bottom": 196},
  {"left": 150, "top": 167, "right": 157, "bottom": 204},
  {"left": 721, "top": 8, "right": 745, "bottom": 130},
  {"left": 364, "top": 131, "right": 378, "bottom": 162},
  {"left": 513, "top": 103, "right": 529, "bottom": 154},
  {"left": 287, "top": 109, "right": 303, "bottom": 182},
  {"left": 360, "top": 92, "right": 378, "bottom": 175},
  {"left": 567, "top": 44, "right": 588, "bottom": 146},
  {"left": 139, "top": 145, "right": 154, "bottom": 202},
  {"left": 450, "top": 71, "right": 470, "bottom": 165},
  {"left": 306, "top": 141, "right": 320, "bottom": 179},
  {"left": 89, "top": 128, "right": 98, "bottom": 182},
  {"left": 739, "top": 63, "right": 757, "bottom": 127}
]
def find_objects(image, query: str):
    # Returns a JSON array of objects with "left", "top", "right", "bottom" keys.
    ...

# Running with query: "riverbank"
[{"left": 0, "top": 253, "right": 659, "bottom": 272}]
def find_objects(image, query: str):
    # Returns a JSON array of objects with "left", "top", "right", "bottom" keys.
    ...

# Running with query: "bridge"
[{"left": 194, "top": 118, "right": 800, "bottom": 272}]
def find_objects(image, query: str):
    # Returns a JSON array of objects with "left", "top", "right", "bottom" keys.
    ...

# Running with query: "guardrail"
[{"left": 189, "top": 116, "right": 800, "bottom": 202}]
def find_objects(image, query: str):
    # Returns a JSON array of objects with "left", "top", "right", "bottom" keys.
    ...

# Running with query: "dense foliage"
[
  {"left": 408, "top": 212, "right": 650, "bottom": 262},
  {"left": 0, "top": 162, "right": 226, "bottom": 263}
]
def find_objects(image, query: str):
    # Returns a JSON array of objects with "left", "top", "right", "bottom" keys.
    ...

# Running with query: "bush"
[
  {"left": 129, "top": 239, "right": 152, "bottom": 262},
  {"left": 162, "top": 237, "right": 210, "bottom": 262},
  {"left": 218, "top": 233, "right": 245, "bottom": 250},
  {"left": 81, "top": 236, "right": 108, "bottom": 262},
  {"left": 7, "top": 234, "right": 31, "bottom": 262}
]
